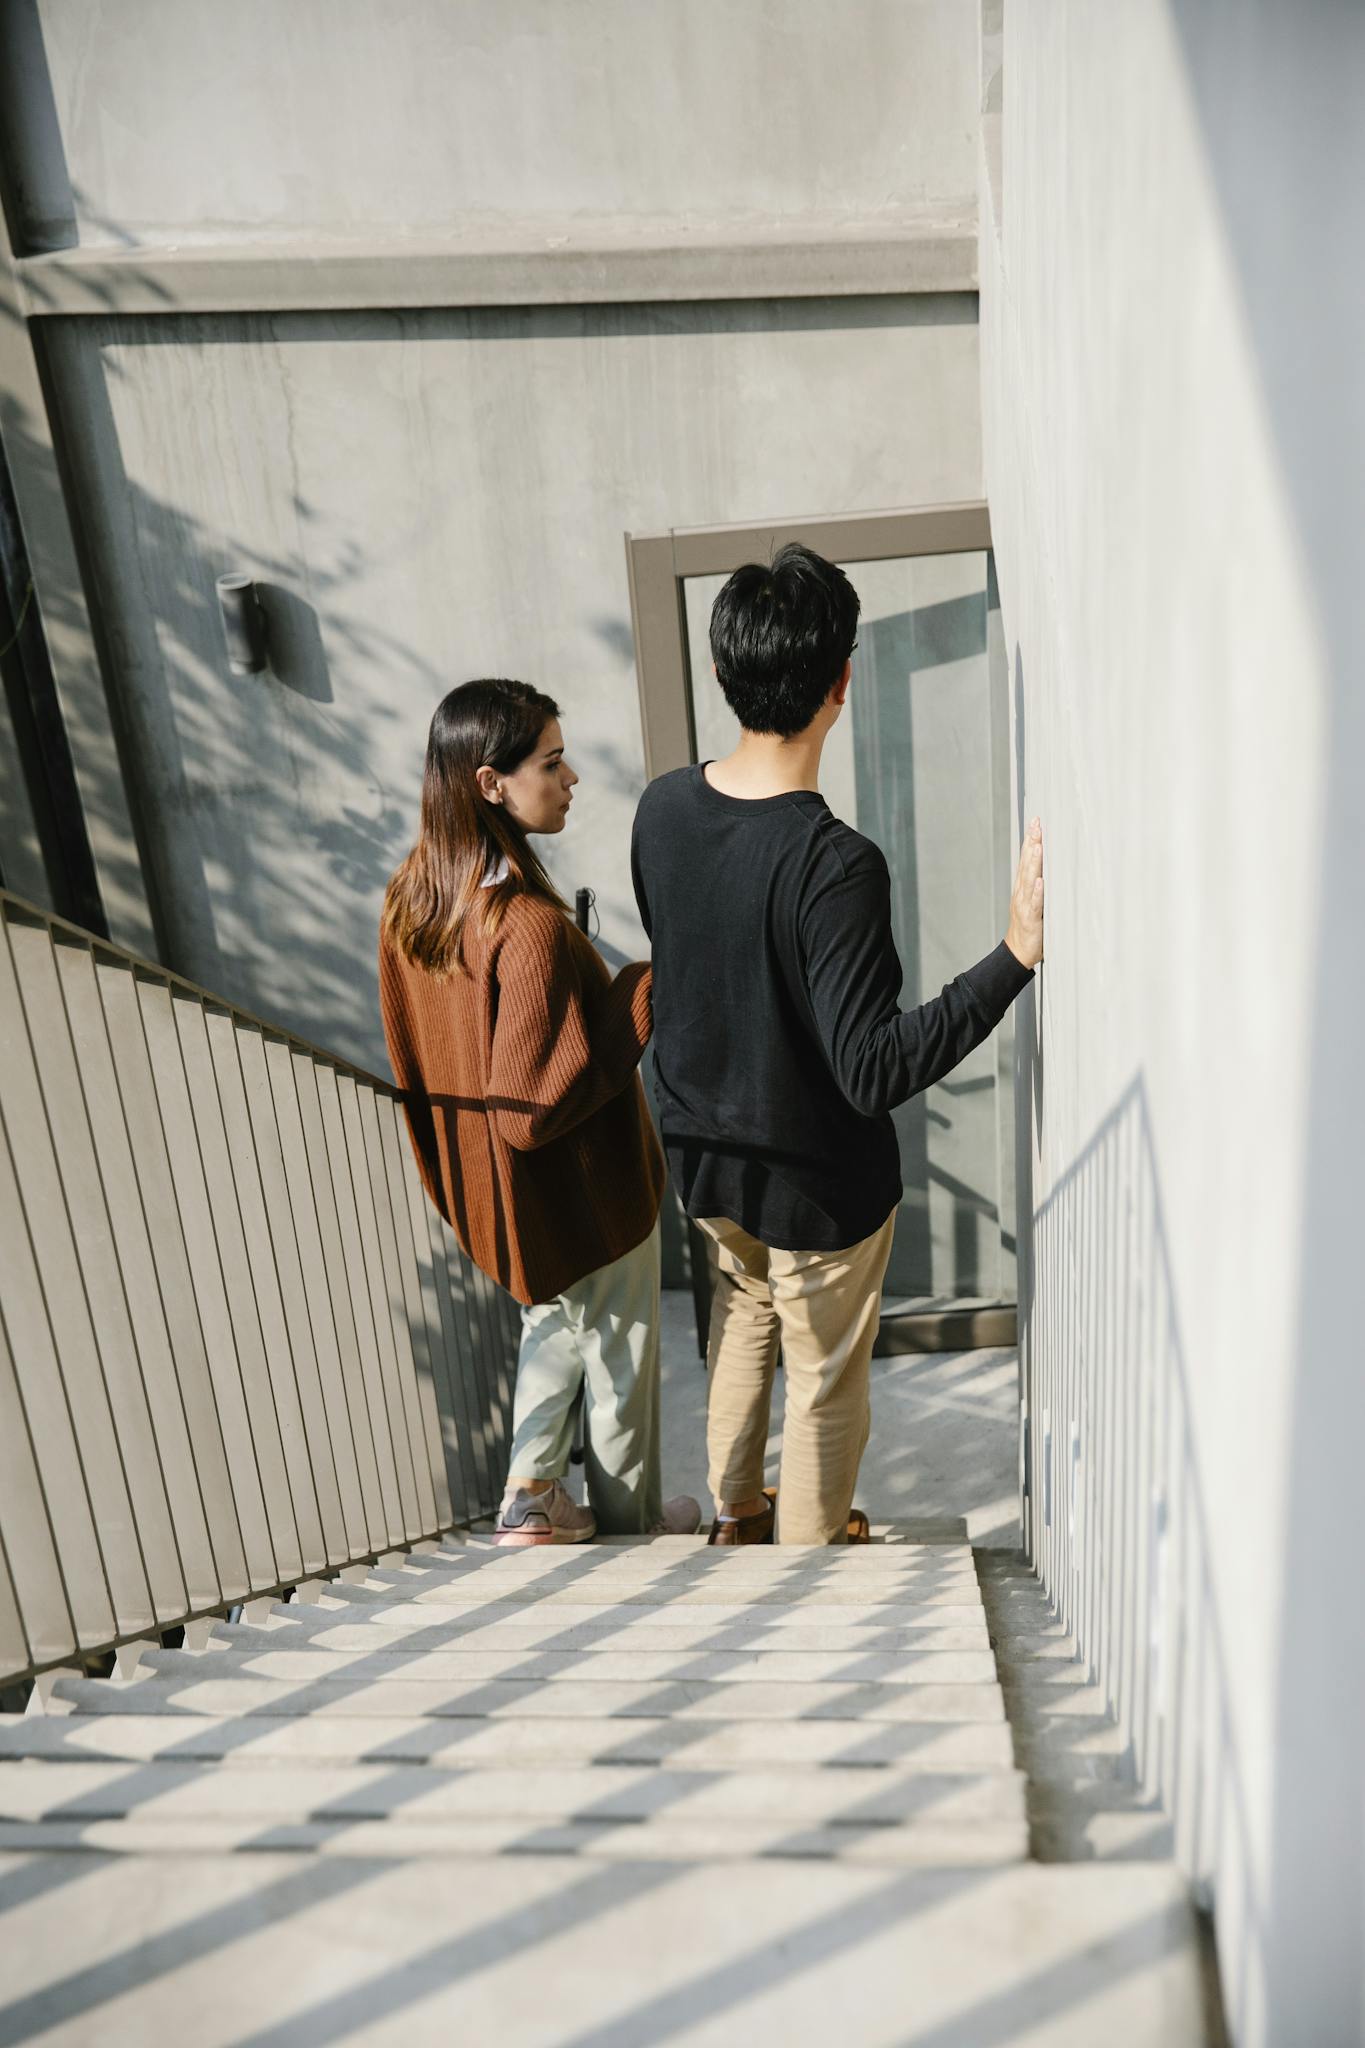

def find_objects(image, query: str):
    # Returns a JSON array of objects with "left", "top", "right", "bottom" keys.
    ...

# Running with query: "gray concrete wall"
[
  {"left": 0, "top": 0, "right": 986, "bottom": 1082},
  {"left": 981, "top": 5, "right": 1365, "bottom": 2041},
  {"left": 43, "top": 296, "right": 980, "bottom": 1075},
  {"left": 14, "top": 0, "right": 978, "bottom": 248}
]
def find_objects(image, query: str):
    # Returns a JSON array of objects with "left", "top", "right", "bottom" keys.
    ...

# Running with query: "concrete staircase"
[{"left": 0, "top": 1532, "right": 1210, "bottom": 2043}]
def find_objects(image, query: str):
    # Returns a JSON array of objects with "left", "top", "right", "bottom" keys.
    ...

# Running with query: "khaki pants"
[{"left": 696, "top": 1209, "right": 897, "bottom": 1545}]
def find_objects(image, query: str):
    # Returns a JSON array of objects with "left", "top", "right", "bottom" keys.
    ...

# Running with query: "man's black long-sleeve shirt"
[{"left": 631, "top": 764, "right": 1033, "bottom": 1252}]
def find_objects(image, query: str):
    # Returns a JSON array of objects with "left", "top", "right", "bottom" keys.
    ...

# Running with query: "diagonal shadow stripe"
[
  {"left": 0, "top": 1857, "right": 380, "bottom": 2047},
  {"left": 228, "top": 1860, "right": 679, "bottom": 2048},
  {"left": 889, "top": 1904, "right": 1189, "bottom": 2048},
  {"left": 0, "top": 1852, "right": 105, "bottom": 1920},
  {"left": 553, "top": 1868, "right": 986, "bottom": 2048},
  {"left": 22, "top": 1543, "right": 647, "bottom": 1838}
]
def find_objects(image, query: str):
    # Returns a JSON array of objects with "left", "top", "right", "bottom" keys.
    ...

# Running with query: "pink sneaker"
[{"left": 494, "top": 1480, "right": 596, "bottom": 1547}]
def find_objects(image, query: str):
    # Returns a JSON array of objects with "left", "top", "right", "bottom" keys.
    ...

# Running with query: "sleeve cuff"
[{"left": 963, "top": 939, "right": 1035, "bottom": 1016}]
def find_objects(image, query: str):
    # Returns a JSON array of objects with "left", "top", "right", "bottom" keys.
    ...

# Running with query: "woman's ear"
[{"left": 475, "top": 764, "right": 502, "bottom": 804}]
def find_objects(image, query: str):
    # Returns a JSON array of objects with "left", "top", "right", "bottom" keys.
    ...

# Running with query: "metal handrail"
[{"left": 0, "top": 888, "right": 517, "bottom": 1686}]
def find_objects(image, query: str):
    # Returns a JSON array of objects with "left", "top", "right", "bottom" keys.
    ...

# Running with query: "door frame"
[
  {"left": 626, "top": 500, "right": 992, "bottom": 779},
  {"left": 623, "top": 498, "right": 1018, "bottom": 1359}
]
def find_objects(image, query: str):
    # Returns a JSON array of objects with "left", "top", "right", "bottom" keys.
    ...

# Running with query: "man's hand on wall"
[{"left": 1005, "top": 819, "right": 1044, "bottom": 970}]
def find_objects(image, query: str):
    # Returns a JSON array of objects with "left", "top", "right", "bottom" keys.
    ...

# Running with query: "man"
[{"left": 631, "top": 543, "right": 1044, "bottom": 1545}]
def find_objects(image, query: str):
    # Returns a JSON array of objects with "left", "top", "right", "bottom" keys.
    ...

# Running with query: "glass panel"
[{"left": 683, "top": 551, "right": 1003, "bottom": 1305}]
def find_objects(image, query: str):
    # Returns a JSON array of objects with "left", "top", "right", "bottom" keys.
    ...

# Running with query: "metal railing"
[{"left": 0, "top": 888, "right": 518, "bottom": 1686}]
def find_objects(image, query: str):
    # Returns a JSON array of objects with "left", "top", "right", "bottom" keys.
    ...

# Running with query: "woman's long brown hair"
[{"left": 382, "top": 678, "right": 567, "bottom": 975}]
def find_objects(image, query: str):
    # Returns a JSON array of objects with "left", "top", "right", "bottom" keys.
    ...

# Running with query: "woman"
[{"left": 379, "top": 679, "right": 698, "bottom": 1545}]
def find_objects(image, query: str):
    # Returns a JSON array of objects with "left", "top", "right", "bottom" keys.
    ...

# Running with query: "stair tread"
[
  {"left": 303, "top": 1582, "right": 983, "bottom": 1610},
  {"left": 218, "top": 1616, "right": 992, "bottom": 1652},
  {"left": 276, "top": 1594, "right": 989, "bottom": 1625},
  {"left": 137, "top": 1644, "right": 1002, "bottom": 1686},
  {"left": 0, "top": 1815, "right": 1032, "bottom": 1866},
  {"left": 0, "top": 1712, "right": 1016, "bottom": 1771},
  {"left": 0, "top": 1847, "right": 1208, "bottom": 2034},
  {"left": 0, "top": 1757, "right": 1027, "bottom": 1828},
  {"left": 42, "top": 1674, "right": 1008, "bottom": 1723}
]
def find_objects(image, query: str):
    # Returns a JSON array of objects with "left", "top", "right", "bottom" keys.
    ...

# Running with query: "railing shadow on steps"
[{"left": 0, "top": 886, "right": 519, "bottom": 1694}]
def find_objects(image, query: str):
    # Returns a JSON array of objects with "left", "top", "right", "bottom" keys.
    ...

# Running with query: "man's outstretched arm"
[{"left": 803, "top": 821, "right": 1044, "bottom": 1118}]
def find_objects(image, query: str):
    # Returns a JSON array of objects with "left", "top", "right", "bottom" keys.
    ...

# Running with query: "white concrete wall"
[{"left": 980, "top": 4, "right": 1364, "bottom": 2041}]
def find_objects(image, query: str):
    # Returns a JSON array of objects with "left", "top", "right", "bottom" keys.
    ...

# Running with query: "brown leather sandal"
[
  {"left": 763, "top": 1488, "right": 872, "bottom": 1545},
  {"left": 707, "top": 1495, "right": 775, "bottom": 1546}
]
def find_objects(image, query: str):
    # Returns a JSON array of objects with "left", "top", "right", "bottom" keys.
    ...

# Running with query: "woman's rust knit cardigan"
[{"left": 379, "top": 890, "right": 665, "bottom": 1306}]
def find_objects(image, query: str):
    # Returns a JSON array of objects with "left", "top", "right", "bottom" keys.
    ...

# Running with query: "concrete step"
[
  {"left": 45, "top": 1673, "right": 1008, "bottom": 1722},
  {"left": 0, "top": 1757, "right": 1027, "bottom": 1830},
  {"left": 1006, "top": 1710, "right": 1135, "bottom": 1757},
  {"left": 0, "top": 1813, "right": 1031, "bottom": 1865},
  {"left": 341, "top": 1548, "right": 982, "bottom": 1581},
  {"left": 997, "top": 1667, "right": 1125, "bottom": 1694},
  {"left": 362, "top": 1548, "right": 982, "bottom": 1581},
  {"left": 986, "top": 1634, "right": 1089, "bottom": 1661},
  {"left": 1029, "top": 1784, "right": 1178, "bottom": 1862},
  {"left": 434, "top": 1531, "right": 970, "bottom": 1555},
  {"left": 136, "top": 1643, "right": 1002, "bottom": 1686},
  {"left": 0, "top": 1848, "right": 1209, "bottom": 2041},
  {"left": 302, "top": 1578, "right": 985, "bottom": 1610},
  {"left": 223, "top": 1613, "right": 993, "bottom": 1652},
  {"left": 0, "top": 1711, "right": 1018, "bottom": 1772},
  {"left": 1002, "top": 1679, "right": 1125, "bottom": 1718},
  {"left": 280, "top": 1592, "right": 991, "bottom": 1626},
  {"left": 445, "top": 1522, "right": 975, "bottom": 1549}
]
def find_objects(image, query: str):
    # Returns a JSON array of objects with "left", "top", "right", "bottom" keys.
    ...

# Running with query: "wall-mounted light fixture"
[{"left": 216, "top": 572, "right": 269, "bottom": 675}]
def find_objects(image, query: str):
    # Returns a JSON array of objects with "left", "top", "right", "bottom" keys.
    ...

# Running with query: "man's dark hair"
[{"left": 708, "top": 543, "right": 861, "bottom": 738}]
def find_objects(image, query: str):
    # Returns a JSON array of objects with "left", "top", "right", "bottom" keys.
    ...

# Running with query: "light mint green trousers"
[{"left": 505, "top": 1222, "right": 663, "bottom": 1535}]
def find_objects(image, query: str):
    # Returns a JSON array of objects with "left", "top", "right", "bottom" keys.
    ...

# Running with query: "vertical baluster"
[
  {"left": 204, "top": 1003, "right": 326, "bottom": 1579},
  {"left": 471, "top": 1261, "right": 514, "bottom": 1503},
  {"left": 459, "top": 1232, "right": 505, "bottom": 1517},
  {"left": 376, "top": 1093, "right": 454, "bottom": 1528},
  {"left": 95, "top": 952, "right": 245, "bottom": 1607},
  {"left": 261, "top": 1035, "right": 364, "bottom": 1567},
  {"left": 417, "top": 1198, "right": 478, "bottom": 1530},
  {"left": 0, "top": 1524, "right": 31, "bottom": 1683},
  {"left": 354, "top": 1083, "right": 438, "bottom": 1537},
  {"left": 11, "top": 915, "right": 185, "bottom": 1631},
  {"left": 137, "top": 975, "right": 276, "bottom": 1594},
  {"left": 313, "top": 1063, "right": 406, "bottom": 1553},
  {"left": 432, "top": 1214, "right": 494, "bottom": 1521},
  {"left": 0, "top": 1305, "right": 76, "bottom": 1673},
  {"left": 288, "top": 1049, "right": 385, "bottom": 1560},
  {"left": 0, "top": 913, "right": 131, "bottom": 1644},
  {"left": 174, "top": 991, "right": 304, "bottom": 1589},
  {"left": 234, "top": 1027, "right": 347, "bottom": 1567},
  {"left": 494, "top": 1287, "right": 522, "bottom": 1437},
  {"left": 335, "top": 1072, "right": 422, "bottom": 1540},
  {"left": 61, "top": 936, "right": 217, "bottom": 1616}
]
